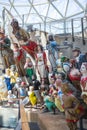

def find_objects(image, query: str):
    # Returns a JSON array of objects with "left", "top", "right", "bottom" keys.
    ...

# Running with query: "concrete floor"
[
  {"left": 26, "top": 108, "right": 70, "bottom": 130},
  {"left": 0, "top": 105, "right": 87, "bottom": 130}
]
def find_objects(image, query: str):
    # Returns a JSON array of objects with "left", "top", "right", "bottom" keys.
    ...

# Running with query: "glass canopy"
[{"left": 0, "top": 0, "right": 87, "bottom": 34}]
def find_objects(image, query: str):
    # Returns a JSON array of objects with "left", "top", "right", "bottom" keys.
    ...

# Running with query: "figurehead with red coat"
[
  {"left": 11, "top": 19, "right": 37, "bottom": 59},
  {"left": 68, "top": 59, "right": 81, "bottom": 91}
]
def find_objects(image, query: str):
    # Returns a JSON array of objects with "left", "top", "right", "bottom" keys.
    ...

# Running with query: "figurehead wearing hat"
[{"left": 72, "top": 47, "right": 81, "bottom": 52}]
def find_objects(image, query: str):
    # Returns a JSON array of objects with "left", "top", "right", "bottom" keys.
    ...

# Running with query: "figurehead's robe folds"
[{"left": 12, "top": 27, "right": 37, "bottom": 59}]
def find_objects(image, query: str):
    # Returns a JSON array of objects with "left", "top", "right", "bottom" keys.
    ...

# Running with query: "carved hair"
[{"left": 61, "top": 82, "right": 70, "bottom": 93}]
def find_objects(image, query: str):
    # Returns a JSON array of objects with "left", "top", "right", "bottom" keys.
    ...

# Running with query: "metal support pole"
[
  {"left": 81, "top": 18, "right": 85, "bottom": 45},
  {"left": 2, "top": 8, "right": 5, "bottom": 32},
  {"left": 64, "top": 20, "right": 66, "bottom": 35},
  {"left": 44, "top": 21, "right": 46, "bottom": 33},
  {"left": 22, "top": 14, "right": 24, "bottom": 28},
  {"left": 40, "top": 23, "right": 41, "bottom": 36},
  {"left": 49, "top": 23, "right": 51, "bottom": 33},
  {"left": 40, "top": 23, "right": 41, "bottom": 31},
  {"left": 79, "top": 117, "right": 83, "bottom": 130},
  {"left": 64, "top": 19, "right": 67, "bottom": 40},
  {"left": 71, "top": 19, "right": 75, "bottom": 42},
  {"left": 44, "top": 21, "right": 47, "bottom": 42},
  {"left": 18, "top": 100, "right": 20, "bottom": 120}
]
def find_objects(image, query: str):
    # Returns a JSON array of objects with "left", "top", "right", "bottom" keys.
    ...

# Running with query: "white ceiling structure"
[{"left": 0, "top": 0, "right": 87, "bottom": 34}]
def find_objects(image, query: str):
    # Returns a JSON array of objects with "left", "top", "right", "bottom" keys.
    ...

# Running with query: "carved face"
[
  {"left": 26, "top": 57, "right": 31, "bottom": 63},
  {"left": 61, "top": 83, "right": 69, "bottom": 94},
  {"left": 82, "top": 94, "right": 87, "bottom": 104},
  {"left": 11, "top": 21, "right": 18, "bottom": 28},
  {"left": 55, "top": 79, "right": 62, "bottom": 87},
  {"left": 50, "top": 78, "right": 55, "bottom": 84},
  {"left": 73, "top": 50, "right": 79, "bottom": 57},
  {"left": 80, "top": 64, "right": 87, "bottom": 74},
  {"left": 84, "top": 97, "right": 87, "bottom": 104},
  {"left": 37, "top": 45, "right": 41, "bottom": 52},
  {"left": 6, "top": 69, "right": 10, "bottom": 76}
]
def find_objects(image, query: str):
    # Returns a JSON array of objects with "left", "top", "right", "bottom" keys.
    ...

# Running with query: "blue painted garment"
[
  {"left": 4, "top": 77, "right": 12, "bottom": 90},
  {"left": 19, "top": 88, "right": 27, "bottom": 97}
]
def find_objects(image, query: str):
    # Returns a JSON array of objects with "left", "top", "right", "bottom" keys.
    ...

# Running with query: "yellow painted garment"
[
  {"left": 29, "top": 92, "right": 37, "bottom": 106},
  {"left": 55, "top": 97, "right": 64, "bottom": 112},
  {"left": 10, "top": 71, "right": 19, "bottom": 84}
]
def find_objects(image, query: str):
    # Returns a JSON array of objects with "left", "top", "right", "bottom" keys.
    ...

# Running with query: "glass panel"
[
  {"left": 34, "top": 4, "right": 49, "bottom": 17},
  {"left": 67, "top": 0, "right": 83, "bottom": 17},
  {"left": 53, "top": 0, "right": 67, "bottom": 16},
  {"left": 0, "top": 0, "right": 86, "bottom": 33},
  {"left": 33, "top": 0, "right": 47, "bottom": 5},
  {"left": 26, "top": 14, "right": 43, "bottom": 24},
  {"left": 14, "top": 0, "right": 30, "bottom": 5},
  {"left": 47, "top": 4, "right": 62, "bottom": 20}
]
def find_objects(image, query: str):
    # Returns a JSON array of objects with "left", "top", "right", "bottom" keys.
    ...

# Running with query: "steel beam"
[
  {"left": 9, "top": 0, "right": 22, "bottom": 20},
  {"left": 73, "top": 0, "right": 84, "bottom": 11},
  {"left": 25, "top": 0, "right": 33, "bottom": 24},
  {"left": 65, "top": 0, "right": 69, "bottom": 17},
  {"left": 48, "top": 0, "right": 64, "bottom": 18},
  {"left": 27, "top": 0, "right": 44, "bottom": 22},
  {"left": 45, "top": 3, "right": 50, "bottom": 22}
]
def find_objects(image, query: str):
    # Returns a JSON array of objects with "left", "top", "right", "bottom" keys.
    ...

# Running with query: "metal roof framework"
[{"left": 0, "top": 0, "right": 86, "bottom": 34}]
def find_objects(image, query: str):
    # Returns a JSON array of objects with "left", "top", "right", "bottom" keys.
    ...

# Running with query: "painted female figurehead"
[
  {"left": 80, "top": 62, "right": 87, "bottom": 92},
  {"left": 35, "top": 44, "right": 47, "bottom": 84},
  {"left": 80, "top": 62, "right": 87, "bottom": 104}
]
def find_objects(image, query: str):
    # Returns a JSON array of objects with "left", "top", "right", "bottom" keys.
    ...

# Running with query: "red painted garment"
[
  {"left": 17, "top": 49, "right": 23, "bottom": 61},
  {"left": 22, "top": 40, "right": 37, "bottom": 59},
  {"left": 66, "top": 119, "right": 78, "bottom": 123},
  {"left": 35, "top": 51, "right": 47, "bottom": 65},
  {"left": 80, "top": 76, "right": 87, "bottom": 91},
  {"left": 43, "top": 51, "right": 47, "bottom": 65},
  {"left": 13, "top": 48, "right": 24, "bottom": 61},
  {"left": 68, "top": 68, "right": 81, "bottom": 91},
  {"left": 69, "top": 74, "right": 81, "bottom": 81},
  {"left": 69, "top": 68, "right": 81, "bottom": 81},
  {"left": 66, "top": 104, "right": 84, "bottom": 123}
]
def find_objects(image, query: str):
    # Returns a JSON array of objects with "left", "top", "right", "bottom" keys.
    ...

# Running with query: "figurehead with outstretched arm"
[{"left": 11, "top": 19, "right": 37, "bottom": 59}]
